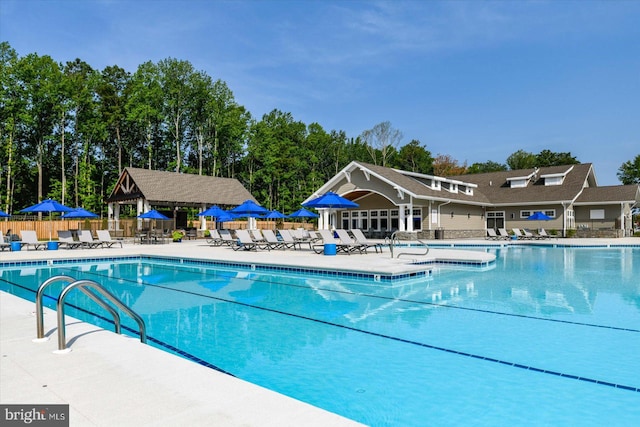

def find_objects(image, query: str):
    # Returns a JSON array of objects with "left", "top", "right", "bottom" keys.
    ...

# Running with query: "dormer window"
[
  {"left": 508, "top": 178, "right": 528, "bottom": 188},
  {"left": 540, "top": 165, "right": 573, "bottom": 186},
  {"left": 506, "top": 169, "right": 537, "bottom": 188}
]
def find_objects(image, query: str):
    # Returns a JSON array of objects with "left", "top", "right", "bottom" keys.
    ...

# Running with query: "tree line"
[{"left": 1, "top": 42, "right": 638, "bottom": 217}]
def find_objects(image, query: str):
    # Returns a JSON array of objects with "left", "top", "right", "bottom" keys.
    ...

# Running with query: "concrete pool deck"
[{"left": 1, "top": 237, "right": 639, "bottom": 426}]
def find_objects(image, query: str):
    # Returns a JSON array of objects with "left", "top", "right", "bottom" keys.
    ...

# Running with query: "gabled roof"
[
  {"left": 574, "top": 185, "right": 640, "bottom": 205},
  {"left": 312, "top": 161, "right": 619, "bottom": 208},
  {"left": 106, "top": 168, "right": 255, "bottom": 207},
  {"left": 451, "top": 164, "right": 596, "bottom": 205}
]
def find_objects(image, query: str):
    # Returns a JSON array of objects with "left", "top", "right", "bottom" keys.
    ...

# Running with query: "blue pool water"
[{"left": 1, "top": 247, "right": 639, "bottom": 426}]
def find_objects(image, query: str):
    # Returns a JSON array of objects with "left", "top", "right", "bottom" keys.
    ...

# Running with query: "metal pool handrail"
[
  {"left": 387, "top": 231, "right": 430, "bottom": 259},
  {"left": 35, "top": 275, "right": 146, "bottom": 352}
]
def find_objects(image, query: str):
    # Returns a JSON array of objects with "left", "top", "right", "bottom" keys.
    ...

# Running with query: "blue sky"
[{"left": 1, "top": 0, "right": 639, "bottom": 185}]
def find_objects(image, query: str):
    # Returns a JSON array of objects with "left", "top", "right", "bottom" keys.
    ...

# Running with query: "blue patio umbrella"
[
  {"left": 216, "top": 211, "right": 237, "bottom": 223},
  {"left": 303, "top": 192, "right": 358, "bottom": 209},
  {"left": 20, "top": 198, "right": 74, "bottom": 240},
  {"left": 288, "top": 208, "right": 319, "bottom": 219},
  {"left": 527, "top": 211, "right": 552, "bottom": 221},
  {"left": 263, "top": 210, "right": 287, "bottom": 219},
  {"left": 21, "top": 198, "right": 74, "bottom": 215},
  {"left": 61, "top": 207, "right": 99, "bottom": 219},
  {"left": 138, "top": 209, "right": 170, "bottom": 220},
  {"left": 230, "top": 200, "right": 269, "bottom": 217},
  {"left": 0, "top": 210, "right": 10, "bottom": 218},
  {"left": 198, "top": 205, "right": 227, "bottom": 218}
]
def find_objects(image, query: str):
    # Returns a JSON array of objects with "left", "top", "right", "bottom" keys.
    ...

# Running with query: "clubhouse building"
[{"left": 306, "top": 161, "right": 640, "bottom": 239}]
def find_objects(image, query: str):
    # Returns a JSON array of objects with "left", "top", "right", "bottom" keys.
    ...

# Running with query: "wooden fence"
[{"left": 0, "top": 218, "right": 314, "bottom": 241}]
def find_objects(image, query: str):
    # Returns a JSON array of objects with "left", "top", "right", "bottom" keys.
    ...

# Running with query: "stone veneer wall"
[{"left": 576, "top": 229, "right": 624, "bottom": 238}]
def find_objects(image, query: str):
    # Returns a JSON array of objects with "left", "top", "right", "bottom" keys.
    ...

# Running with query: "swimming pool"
[{"left": 1, "top": 247, "right": 639, "bottom": 426}]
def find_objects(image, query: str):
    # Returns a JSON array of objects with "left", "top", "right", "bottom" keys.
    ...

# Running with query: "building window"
[
  {"left": 370, "top": 211, "right": 379, "bottom": 230},
  {"left": 380, "top": 210, "right": 388, "bottom": 230},
  {"left": 412, "top": 208, "right": 422, "bottom": 231},
  {"left": 390, "top": 209, "right": 399, "bottom": 231},
  {"left": 544, "top": 210, "right": 556, "bottom": 218},
  {"left": 520, "top": 210, "right": 532, "bottom": 219},
  {"left": 341, "top": 211, "right": 349, "bottom": 229}
]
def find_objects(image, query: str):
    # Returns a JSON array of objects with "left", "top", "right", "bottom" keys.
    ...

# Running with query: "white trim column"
[
  {"left": 108, "top": 203, "right": 114, "bottom": 231},
  {"left": 114, "top": 203, "right": 120, "bottom": 232},
  {"left": 200, "top": 204, "right": 207, "bottom": 230},
  {"left": 399, "top": 204, "right": 407, "bottom": 231}
]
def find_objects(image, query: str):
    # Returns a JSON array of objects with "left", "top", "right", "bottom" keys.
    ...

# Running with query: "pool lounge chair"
[
  {"left": 249, "top": 229, "right": 265, "bottom": 242},
  {"left": 511, "top": 228, "right": 533, "bottom": 240},
  {"left": 20, "top": 230, "right": 46, "bottom": 250},
  {"left": 314, "top": 229, "right": 358, "bottom": 255},
  {"left": 486, "top": 228, "right": 499, "bottom": 240},
  {"left": 206, "top": 229, "right": 224, "bottom": 246},
  {"left": 218, "top": 229, "right": 237, "bottom": 246},
  {"left": 522, "top": 229, "right": 536, "bottom": 239},
  {"left": 78, "top": 230, "right": 103, "bottom": 248},
  {"left": 0, "top": 231, "right": 11, "bottom": 251},
  {"left": 335, "top": 229, "right": 367, "bottom": 254},
  {"left": 350, "top": 229, "right": 383, "bottom": 253},
  {"left": 261, "top": 229, "right": 291, "bottom": 250},
  {"left": 232, "top": 229, "right": 271, "bottom": 251},
  {"left": 538, "top": 228, "right": 552, "bottom": 239},
  {"left": 96, "top": 230, "right": 123, "bottom": 248},
  {"left": 279, "top": 229, "right": 312, "bottom": 250},
  {"left": 57, "top": 230, "right": 83, "bottom": 249},
  {"left": 498, "top": 228, "right": 510, "bottom": 240}
]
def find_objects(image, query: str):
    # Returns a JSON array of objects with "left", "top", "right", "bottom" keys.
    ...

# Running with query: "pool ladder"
[
  {"left": 35, "top": 275, "right": 146, "bottom": 353},
  {"left": 386, "top": 231, "right": 430, "bottom": 259}
]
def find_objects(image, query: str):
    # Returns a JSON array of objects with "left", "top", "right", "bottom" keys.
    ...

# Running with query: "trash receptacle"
[
  {"left": 10, "top": 241, "right": 21, "bottom": 251},
  {"left": 435, "top": 228, "right": 444, "bottom": 240},
  {"left": 47, "top": 241, "right": 59, "bottom": 250},
  {"left": 323, "top": 243, "right": 337, "bottom": 256}
]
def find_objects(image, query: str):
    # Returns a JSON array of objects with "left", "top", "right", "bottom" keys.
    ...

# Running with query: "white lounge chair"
[
  {"left": 232, "top": 229, "right": 270, "bottom": 251},
  {"left": 0, "top": 231, "right": 11, "bottom": 251},
  {"left": 315, "top": 229, "right": 359, "bottom": 255},
  {"left": 279, "top": 229, "right": 311, "bottom": 250},
  {"left": 538, "top": 228, "right": 552, "bottom": 239},
  {"left": 261, "top": 229, "right": 291, "bottom": 250},
  {"left": 57, "top": 230, "right": 83, "bottom": 249},
  {"left": 218, "top": 229, "right": 237, "bottom": 246},
  {"left": 350, "top": 228, "right": 383, "bottom": 253},
  {"left": 78, "top": 230, "right": 102, "bottom": 248},
  {"left": 249, "top": 229, "right": 265, "bottom": 242},
  {"left": 486, "top": 228, "right": 499, "bottom": 240},
  {"left": 498, "top": 228, "right": 510, "bottom": 240},
  {"left": 206, "top": 229, "right": 224, "bottom": 246},
  {"left": 20, "top": 230, "right": 46, "bottom": 250},
  {"left": 522, "top": 229, "right": 535, "bottom": 239},
  {"left": 96, "top": 230, "right": 123, "bottom": 248}
]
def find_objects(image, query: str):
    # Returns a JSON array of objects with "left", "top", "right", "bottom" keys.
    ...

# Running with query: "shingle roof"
[
  {"left": 349, "top": 162, "right": 623, "bottom": 206},
  {"left": 452, "top": 164, "right": 594, "bottom": 205},
  {"left": 106, "top": 168, "right": 255, "bottom": 207},
  {"left": 574, "top": 185, "right": 640, "bottom": 204}
]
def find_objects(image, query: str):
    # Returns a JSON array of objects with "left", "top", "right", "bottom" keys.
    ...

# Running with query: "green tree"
[
  {"left": 466, "top": 160, "right": 507, "bottom": 174},
  {"left": 0, "top": 42, "right": 23, "bottom": 212},
  {"left": 126, "top": 61, "right": 163, "bottom": 169},
  {"left": 394, "top": 139, "right": 434, "bottom": 174},
  {"left": 506, "top": 149, "right": 537, "bottom": 170},
  {"left": 535, "top": 149, "right": 578, "bottom": 167},
  {"left": 15, "top": 53, "right": 62, "bottom": 206},
  {"left": 157, "top": 58, "right": 196, "bottom": 172},
  {"left": 97, "top": 65, "right": 130, "bottom": 175},
  {"left": 617, "top": 154, "right": 640, "bottom": 184}
]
